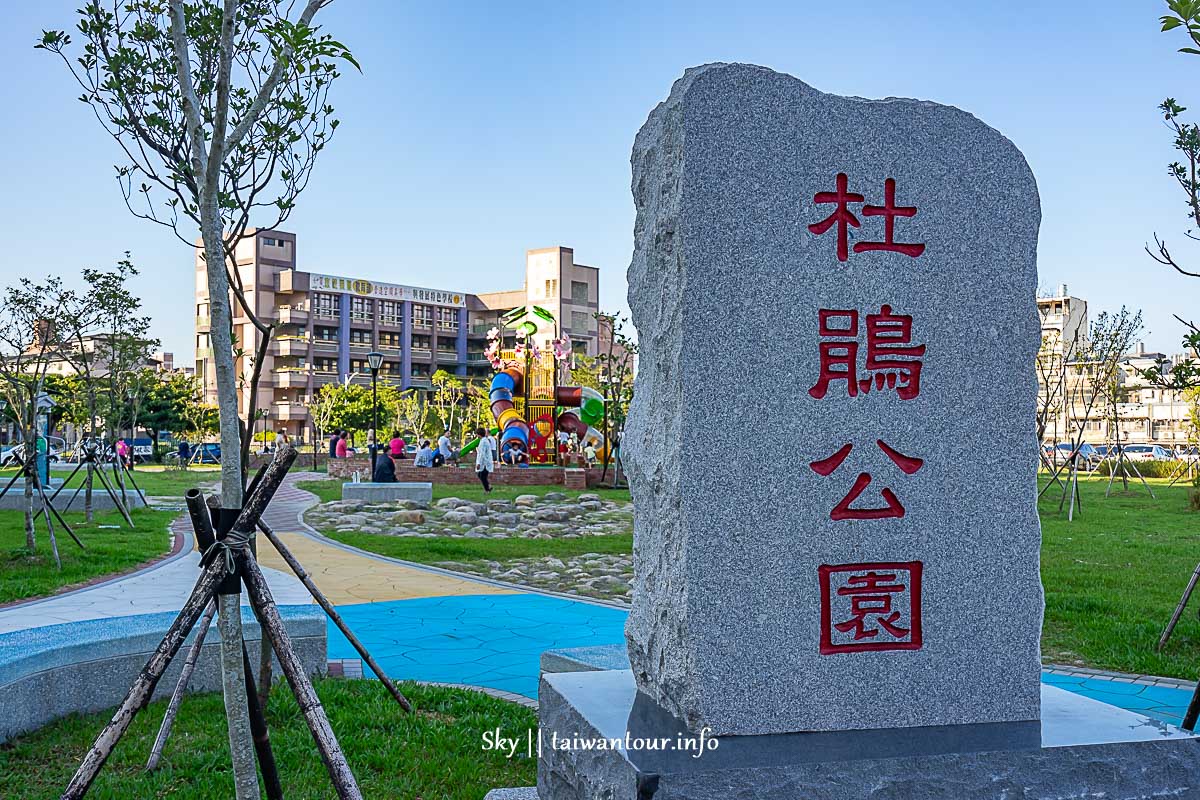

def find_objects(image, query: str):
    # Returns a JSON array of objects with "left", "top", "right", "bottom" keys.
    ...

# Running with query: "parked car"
[
  {"left": 1122, "top": 444, "right": 1174, "bottom": 462},
  {"left": 0, "top": 440, "right": 63, "bottom": 467},
  {"left": 165, "top": 442, "right": 222, "bottom": 465},
  {"left": 1046, "top": 442, "right": 1101, "bottom": 470}
]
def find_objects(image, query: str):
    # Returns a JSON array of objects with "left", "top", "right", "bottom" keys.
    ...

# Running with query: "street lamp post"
[{"left": 367, "top": 351, "right": 384, "bottom": 476}]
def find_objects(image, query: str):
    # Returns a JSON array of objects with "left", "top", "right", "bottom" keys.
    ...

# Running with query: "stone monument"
[{"left": 487, "top": 62, "right": 1200, "bottom": 799}]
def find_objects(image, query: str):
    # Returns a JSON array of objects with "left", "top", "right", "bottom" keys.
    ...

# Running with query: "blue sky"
[{"left": 1, "top": 0, "right": 1198, "bottom": 359}]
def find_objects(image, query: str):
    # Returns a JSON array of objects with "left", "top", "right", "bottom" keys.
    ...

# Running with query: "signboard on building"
[{"left": 309, "top": 274, "right": 465, "bottom": 307}]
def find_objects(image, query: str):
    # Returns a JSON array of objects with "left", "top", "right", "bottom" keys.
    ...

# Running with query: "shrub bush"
[{"left": 1093, "top": 459, "right": 1188, "bottom": 479}]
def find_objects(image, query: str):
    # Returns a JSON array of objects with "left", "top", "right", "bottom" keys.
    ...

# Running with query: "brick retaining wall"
[{"left": 326, "top": 456, "right": 608, "bottom": 487}]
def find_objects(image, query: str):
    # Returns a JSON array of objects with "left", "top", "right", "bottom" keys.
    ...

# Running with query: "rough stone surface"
[
  {"left": 623, "top": 63, "right": 1043, "bottom": 735},
  {"left": 534, "top": 670, "right": 1200, "bottom": 800}
]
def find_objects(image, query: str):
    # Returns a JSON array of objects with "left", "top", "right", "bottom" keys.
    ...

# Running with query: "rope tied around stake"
[{"left": 200, "top": 526, "right": 253, "bottom": 575}]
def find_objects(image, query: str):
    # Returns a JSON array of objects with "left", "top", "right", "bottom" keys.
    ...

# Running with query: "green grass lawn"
[
  {"left": 0, "top": 507, "right": 173, "bottom": 605},
  {"left": 0, "top": 466, "right": 221, "bottom": 497},
  {"left": 1039, "top": 475, "right": 1200, "bottom": 678},
  {"left": 0, "top": 680, "right": 536, "bottom": 799}
]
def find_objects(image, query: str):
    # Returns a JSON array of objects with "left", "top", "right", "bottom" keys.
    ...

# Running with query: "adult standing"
[
  {"left": 389, "top": 430, "right": 406, "bottom": 460},
  {"left": 328, "top": 430, "right": 339, "bottom": 459},
  {"left": 473, "top": 426, "right": 497, "bottom": 492},
  {"left": 335, "top": 430, "right": 349, "bottom": 459},
  {"left": 177, "top": 438, "right": 190, "bottom": 471}
]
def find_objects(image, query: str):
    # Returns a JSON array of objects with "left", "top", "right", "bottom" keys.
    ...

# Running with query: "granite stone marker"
[
  {"left": 623, "top": 62, "right": 1044, "bottom": 736},
  {"left": 484, "top": 62, "right": 1200, "bottom": 800}
]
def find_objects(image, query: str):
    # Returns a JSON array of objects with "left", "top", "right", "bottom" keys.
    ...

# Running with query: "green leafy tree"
[
  {"left": 310, "top": 381, "right": 400, "bottom": 445},
  {"left": 140, "top": 370, "right": 204, "bottom": 454},
  {"left": 430, "top": 369, "right": 467, "bottom": 440}
]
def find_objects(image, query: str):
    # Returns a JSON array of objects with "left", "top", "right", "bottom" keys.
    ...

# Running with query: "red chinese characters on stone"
[
  {"left": 809, "top": 174, "right": 925, "bottom": 262},
  {"left": 808, "top": 306, "right": 926, "bottom": 401},
  {"left": 819, "top": 561, "right": 923, "bottom": 654},
  {"left": 809, "top": 439, "right": 924, "bottom": 521}
]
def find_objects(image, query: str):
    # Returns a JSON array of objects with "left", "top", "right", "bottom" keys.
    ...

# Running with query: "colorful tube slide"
[
  {"left": 554, "top": 386, "right": 606, "bottom": 447},
  {"left": 490, "top": 366, "right": 531, "bottom": 450}
]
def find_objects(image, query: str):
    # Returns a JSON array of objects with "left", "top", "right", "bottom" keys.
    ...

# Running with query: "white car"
[
  {"left": 1121, "top": 444, "right": 1173, "bottom": 462},
  {"left": 0, "top": 441, "right": 63, "bottom": 467}
]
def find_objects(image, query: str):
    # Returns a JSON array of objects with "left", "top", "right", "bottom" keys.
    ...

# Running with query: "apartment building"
[
  {"left": 1037, "top": 285, "right": 1196, "bottom": 448},
  {"left": 194, "top": 232, "right": 601, "bottom": 440}
]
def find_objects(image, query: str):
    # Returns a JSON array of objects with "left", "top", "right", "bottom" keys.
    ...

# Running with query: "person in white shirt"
[
  {"left": 435, "top": 431, "right": 456, "bottom": 467},
  {"left": 473, "top": 426, "right": 497, "bottom": 492}
]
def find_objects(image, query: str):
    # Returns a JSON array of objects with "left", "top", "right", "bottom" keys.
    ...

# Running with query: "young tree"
[
  {"left": 39, "top": 5, "right": 359, "bottom": 792},
  {"left": 393, "top": 388, "right": 432, "bottom": 442},
  {"left": 140, "top": 370, "right": 203, "bottom": 454},
  {"left": 593, "top": 312, "right": 638, "bottom": 481},
  {"left": 430, "top": 369, "right": 466, "bottom": 440},
  {"left": 0, "top": 278, "right": 87, "bottom": 564},
  {"left": 1056, "top": 308, "right": 1143, "bottom": 519}
]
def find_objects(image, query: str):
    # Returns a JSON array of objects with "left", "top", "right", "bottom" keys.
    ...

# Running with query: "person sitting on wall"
[
  {"left": 434, "top": 429, "right": 457, "bottom": 467},
  {"left": 389, "top": 430, "right": 406, "bottom": 460},
  {"left": 414, "top": 440, "right": 434, "bottom": 467},
  {"left": 372, "top": 451, "right": 397, "bottom": 483}
]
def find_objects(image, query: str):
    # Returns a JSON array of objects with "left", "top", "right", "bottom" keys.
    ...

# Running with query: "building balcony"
[
  {"left": 277, "top": 305, "right": 309, "bottom": 325},
  {"left": 379, "top": 315, "right": 403, "bottom": 329},
  {"left": 435, "top": 350, "right": 460, "bottom": 363},
  {"left": 411, "top": 319, "right": 432, "bottom": 331},
  {"left": 273, "top": 368, "right": 310, "bottom": 389},
  {"left": 196, "top": 347, "right": 213, "bottom": 360},
  {"left": 312, "top": 338, "right": 338, "bottom": 351},
  {"left": 348, "top": 340, "right": 374, "bottom": 350},
  {"left": 410, "top": 347, "right": 433, "bottom": 361},
  {"left": 273, "top": 336, "right": 310, "bottom": 357},
  {"left": 408, "top": 376, "right": 431, "bottom": 388},
  {"left": 312, "top": 369, "right": 340, "bottom": 386},
  {"left": 272, "top": 401, "right": 309, "bottom": 422},
  {"left": 196, "top": 315, "right": 210, "bottom": 332},
  {"left": 467, "top": 352, "right": 491, "bottom": 364}
]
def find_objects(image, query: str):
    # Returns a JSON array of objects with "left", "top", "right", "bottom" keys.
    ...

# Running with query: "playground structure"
[
  {"left": 457, "top": 305, "right": 607, "bottom": 465},
  {"left": 486, "top": 357, "right": 605, "bottom": 464}
]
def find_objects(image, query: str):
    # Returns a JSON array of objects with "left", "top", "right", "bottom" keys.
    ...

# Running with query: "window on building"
[
  {"left": 544, "top": 278, "right": 558, "bottom": 298},
  {"left": 412, "top": 334, "right": 432, "bottom": 350},
  {"left": 349, "top": 296, "right": 373, "bottom": 322},
  {"left": 411, "top": 364, "right": 431, "bottom": 378},
  {"left": 412, "top": 304, "right": 432, "bottom": 327},
  {"left": 313, "top": 293, "right": 340, "bottom": 318},
  {"left": 571, "top": 310, "right": 589, "bottom": 332},
  {"left": 262, "top": 237, "right": 277, "bottom": 247},
  {"left": 314, "top": 357, "right": 337, "bottom": 372},
  {"left": 571, "top": 280, "right": 588, "bottom": 304},
  {"left": 379, "top": 331, "right": 401, "bottom": 347},
  {"left": 437, "top": 307, "right": 458, "bottom": 330},
  {"left": 572, "top": 338, "right": 589, "bottom": 355},
  {"left": 314, "top": 326, "right": 338, "bottom": 341},
  {"left": 380, "top": 300, "right": 401, "bottom": 324},
  {"left": 197, "top": 302, "right": 208, "bottom": 316},
  {"left": 350, "top": 329, "right": 371, "bottom": 344}
]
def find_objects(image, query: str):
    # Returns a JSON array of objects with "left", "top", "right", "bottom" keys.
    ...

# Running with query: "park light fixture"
[{"left": 367, "top": 351, "right": 384, "bottom": 475}]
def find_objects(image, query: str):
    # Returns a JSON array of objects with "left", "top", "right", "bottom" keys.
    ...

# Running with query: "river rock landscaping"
[{"left": 305, "top": 491, "right": 634, "bottom": 603}]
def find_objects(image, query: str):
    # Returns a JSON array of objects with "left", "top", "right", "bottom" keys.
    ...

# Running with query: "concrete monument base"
[
  {"left": 341, "top": 481, "right": 432, "bottom": 504},
  {"left": 490, "top": 670, "right": 1200, "bottom": 800}
]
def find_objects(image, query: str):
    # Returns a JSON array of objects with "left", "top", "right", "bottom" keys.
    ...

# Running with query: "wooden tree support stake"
[
  {"left": 239, "top": 551, "right": 364, "bottom": 800},
  {"left": 146, "top": 600, "right": 217, "bottom": 771},
  {"left": 258, "top": 519, "right": 413, "bottom": 713}
]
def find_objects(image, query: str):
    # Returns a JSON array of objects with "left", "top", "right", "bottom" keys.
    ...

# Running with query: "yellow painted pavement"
[{"left": 254, "top": 527, "right": 519, "bottom": 605}]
